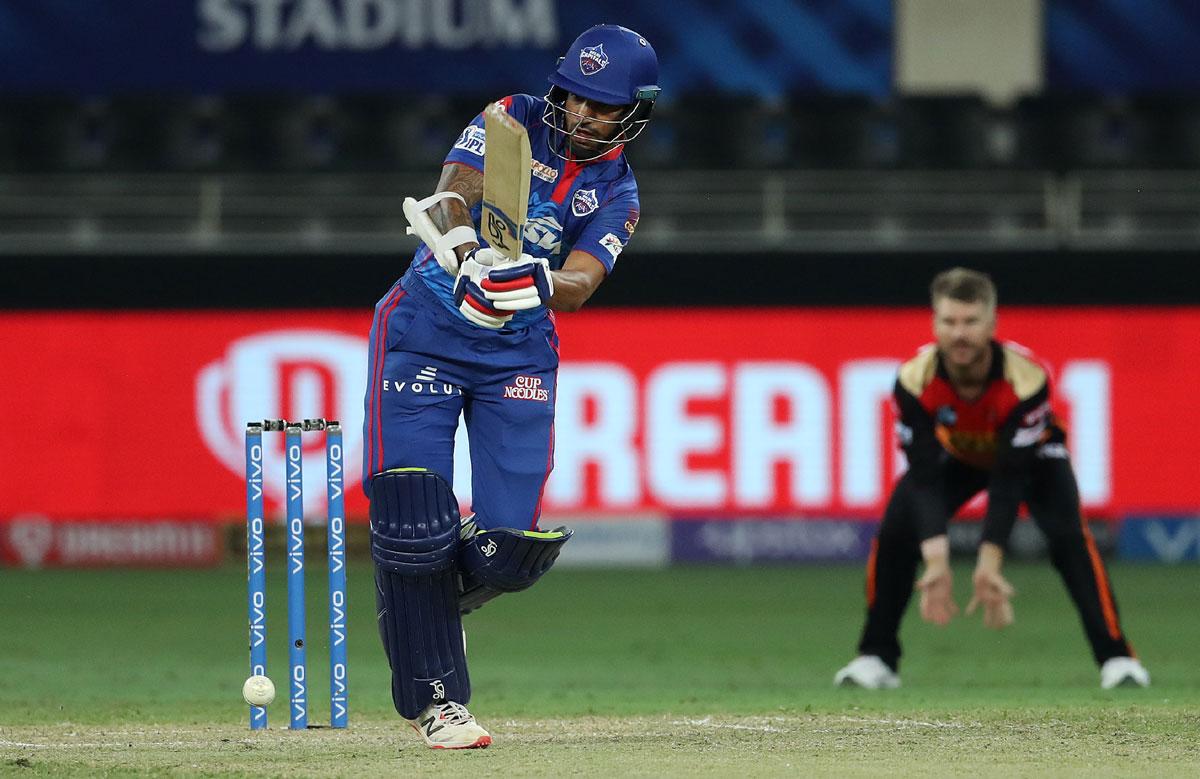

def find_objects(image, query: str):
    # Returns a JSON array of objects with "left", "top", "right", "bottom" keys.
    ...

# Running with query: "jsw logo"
[{"left": 196, "top": 330, "right": 368, "bottom": 515}]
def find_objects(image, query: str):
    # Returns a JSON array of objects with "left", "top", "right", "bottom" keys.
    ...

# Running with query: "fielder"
[
  {"left": 362, "top": 24, "right": 660, "bottom": 749},
  {"left": 835, "top": 268, "right": 1149, "bottom": 691}
]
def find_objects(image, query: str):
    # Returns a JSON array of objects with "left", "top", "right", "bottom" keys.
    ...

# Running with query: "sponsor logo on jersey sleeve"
[
  {"left": 453, "top": 125, "right": 486, "bottom": 156},
  {"left": 599, "top": 232, "right": 624, "bottom": 260}
]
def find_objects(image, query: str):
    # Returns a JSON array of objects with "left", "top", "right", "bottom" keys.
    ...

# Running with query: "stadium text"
[{"left": 197, "top": 0, "right": 560, "bottom": 51}]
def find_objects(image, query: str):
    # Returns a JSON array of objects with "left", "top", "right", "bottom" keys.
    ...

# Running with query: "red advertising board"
[{"left": 2, "top": 308, "right": 1197, "bottom": 523}]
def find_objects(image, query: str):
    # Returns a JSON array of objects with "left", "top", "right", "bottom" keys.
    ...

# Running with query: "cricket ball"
[{"left": 242, "top": 675, "right": 276, "bottom": 707}]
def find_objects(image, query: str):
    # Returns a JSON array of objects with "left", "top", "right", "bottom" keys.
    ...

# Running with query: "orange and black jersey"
[{"left": 894, "top": 340, "right": 1066, "bottom": 546}]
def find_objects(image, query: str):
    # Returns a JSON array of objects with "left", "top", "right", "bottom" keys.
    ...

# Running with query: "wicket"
[{"left": 245, "top": 418, "right": 348, "bottom": 730}]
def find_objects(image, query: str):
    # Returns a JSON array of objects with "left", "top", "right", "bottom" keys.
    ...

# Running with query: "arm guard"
[{"left": 402, "top": 191, "right": 479, "bottom": 276}]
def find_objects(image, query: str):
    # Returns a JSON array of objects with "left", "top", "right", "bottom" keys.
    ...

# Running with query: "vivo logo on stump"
[{"left": 196, "top": 330, "right": 368, "bottom": 515}]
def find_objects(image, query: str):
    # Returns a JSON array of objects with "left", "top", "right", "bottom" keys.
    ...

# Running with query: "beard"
[{"left": 943, "top": 340, "right": 989, "bottom": 368}]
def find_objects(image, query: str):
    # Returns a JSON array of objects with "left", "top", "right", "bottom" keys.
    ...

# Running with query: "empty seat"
[
  {"left": 0, "top": 95, "right": 115, "bottom": 172},
  {"left": 662, "top": 94, "right": 790, "bottom": 169},
  {"left": 106, "top": 95, "right": 229, "bottom": 171},
  {"left": 788, "top": 93, "right": 893, "bottom": 169},
  {"left": 895, "top": 94, "right": 997, "bottom": 168},
  {"left": 1012, "top": 94, "right": 1147, "bottom": 170},
  {"left": 220, "top": 94, "right": 354, "bottom": 172},
  {"left": 335, "top": 93, "right": 407, "bottom": 171},
  {"left": 1131, "top": 94, "right": 1200, "bottom": 168}
]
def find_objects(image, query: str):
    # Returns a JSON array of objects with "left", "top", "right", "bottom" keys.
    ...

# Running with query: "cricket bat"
[{"left": 481, "top": 102, "right": 532, "bottom": 261}]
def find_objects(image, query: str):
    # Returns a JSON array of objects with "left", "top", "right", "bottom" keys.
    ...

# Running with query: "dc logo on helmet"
[{"left": 579, "top": 43, "right": 609, "bottom": 75}]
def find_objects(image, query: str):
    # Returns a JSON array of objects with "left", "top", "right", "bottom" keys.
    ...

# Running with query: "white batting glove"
[
  {"left": 477, "top": 253, "right": 555, "bottom": 312},
  {"left": 453, "top": 254, "right": 514, "bottom": 330}
]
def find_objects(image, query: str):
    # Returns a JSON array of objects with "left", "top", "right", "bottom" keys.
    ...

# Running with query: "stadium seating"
[
  {"left": 1011, "top": 94, "right": 1147, "bottom": 171},
  {"left": 0, "top": 95, "right": 113, "bottom": 172},
  {"left": 1133, "top": 94, "right": 1200, "bottom": 168},
  {"left": 2, "top": 91, "right": 1200, "bottom": 173},
  {"left": 894, "top": 94, "right": 1000, "bottom": 169},
  {"left": 788, "top": 93, "right": 889, "bottom": 169},
  {"left": 1, "top": 91, "right": 1196, "bottom": 252}
]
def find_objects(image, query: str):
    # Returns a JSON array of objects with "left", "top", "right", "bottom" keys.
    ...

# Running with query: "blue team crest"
[
  {"left": 579, "top": 44, "right": 609, "bottom": 75},
  {"left": 572, "top": 188, "right": 599, "bottom": 216}
]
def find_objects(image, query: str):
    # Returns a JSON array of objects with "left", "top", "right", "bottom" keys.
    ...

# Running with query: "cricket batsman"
[
  {"left": 361, "top": 24, "right": 659, "bottom": 749},
  {"left": 835, "top": 268, "right": 1150, "bottom": 691}
]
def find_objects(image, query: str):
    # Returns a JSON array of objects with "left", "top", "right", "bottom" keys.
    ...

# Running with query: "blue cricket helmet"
[
  {"left": 548, "top": 24, "right": 660, "bottom": 107},
  {"left": 542, "top": 24, "right": 661, "bottom": 161}
]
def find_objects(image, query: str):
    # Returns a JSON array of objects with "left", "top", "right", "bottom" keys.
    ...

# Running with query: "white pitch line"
[
  {"left": 836, "top": 716, "right": 967, "bottom": 729},
  {"left": 671, "top": 717, "right": 792, "bottom": 733},
  {"left": 0, "top": 739, "right": 208, "bottom": 750}
]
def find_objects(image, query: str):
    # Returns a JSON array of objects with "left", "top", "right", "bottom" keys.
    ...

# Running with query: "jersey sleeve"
[
  {"left": 980, "top": 381, "right": 1052, "bottom": 548},
  {"left": 571, "top": 181, "right": 640, "bottom": 273},
  {"left": 443, "top": 94, "right": 538, "bottom": 173},
  {"left": 894, "top": 381, "right": 952, "bottom": 541}
]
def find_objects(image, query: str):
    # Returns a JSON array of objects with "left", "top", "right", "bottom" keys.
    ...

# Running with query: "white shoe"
[
  {"left": 834, "top": 655, "right": 901, "bottom": 689},
  {"left": 407, "top": 701, "right": 492, "bottom": 749},
  {"left": 1100, "top": 657, "right": 1150, "bottom": 689}
]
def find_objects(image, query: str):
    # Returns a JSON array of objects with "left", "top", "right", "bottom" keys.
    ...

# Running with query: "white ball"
[{"left": 242, "top": 675, "right": 276, "bottom": 707}]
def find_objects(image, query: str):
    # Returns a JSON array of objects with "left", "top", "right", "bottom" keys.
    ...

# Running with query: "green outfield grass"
[{"left": 1, "top": 561, "right": 1197, "bottom": 776}]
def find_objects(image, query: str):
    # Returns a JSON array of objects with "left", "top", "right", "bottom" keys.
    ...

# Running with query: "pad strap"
[{"left": 457, "top": 520, "right": 572, "bottom": 614}]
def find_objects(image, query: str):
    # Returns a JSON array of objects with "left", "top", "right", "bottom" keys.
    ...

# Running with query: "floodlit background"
[
  {"left": 3, "top": 0, "right": 1199, "bottom": 565},
  {"left": 1, "top": 1, "right": 1197, "bottom": 773}
]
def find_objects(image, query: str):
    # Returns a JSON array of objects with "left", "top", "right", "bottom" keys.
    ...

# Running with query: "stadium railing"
[{"left": 0, "top": 92, "right": 1197, "bottom": 253}]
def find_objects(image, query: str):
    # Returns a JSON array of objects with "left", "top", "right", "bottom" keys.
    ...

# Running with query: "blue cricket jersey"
[{"left": 407, "top": 93, "right": 641, "bottom": 328}]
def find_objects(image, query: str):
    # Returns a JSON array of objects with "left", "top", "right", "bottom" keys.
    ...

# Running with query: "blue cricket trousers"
[{"left": 362, "top": 270, "right": 559, "bottom": 531}]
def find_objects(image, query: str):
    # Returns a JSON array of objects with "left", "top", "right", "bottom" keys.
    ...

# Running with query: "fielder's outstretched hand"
[
  {"left": 915, "top": 564, "right": 958, "bottom": 626},
  {"left": 966, "top": 568, "right": 1015, "bottom": 630}
]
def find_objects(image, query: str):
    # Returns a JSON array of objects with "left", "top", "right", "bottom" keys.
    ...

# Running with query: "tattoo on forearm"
[{"left": 431, "top": 164, "right": 483, "bottom": 234}]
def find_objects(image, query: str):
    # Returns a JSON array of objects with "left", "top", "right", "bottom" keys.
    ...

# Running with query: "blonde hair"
[{"left": 930, "top": 267, "right": 997, "bottom": 310}]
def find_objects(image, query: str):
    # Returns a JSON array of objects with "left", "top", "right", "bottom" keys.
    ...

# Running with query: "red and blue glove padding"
[
  {"left": 480, "top": 260, "right": 554, "bottom": 311},
  {"left": 453, "top": 249, "right": 555, "bottom": 329}
]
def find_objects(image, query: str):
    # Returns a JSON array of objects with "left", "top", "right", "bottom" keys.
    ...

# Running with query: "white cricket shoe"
[
  {"left": 834, "top": 655, "right": 901, "bottom": 690},
  {"left": 407, "top": 701, "right": 492, "bottom": 749},
  {"left": 1100, "top": 657, "right": 1150, "bottom": 689}
]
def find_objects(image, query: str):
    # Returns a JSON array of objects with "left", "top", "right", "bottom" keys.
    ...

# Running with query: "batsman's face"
[
  {"left": 562, "top": 92, "right": 628, "bottom": 154},
  {"left": 933, "top": 297, "right": 995, "bottom": 370}
]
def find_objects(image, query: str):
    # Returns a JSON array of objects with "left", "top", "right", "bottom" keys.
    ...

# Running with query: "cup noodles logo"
[{"left": 196, "top": 330, "right": 368, "bottom": 516}]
